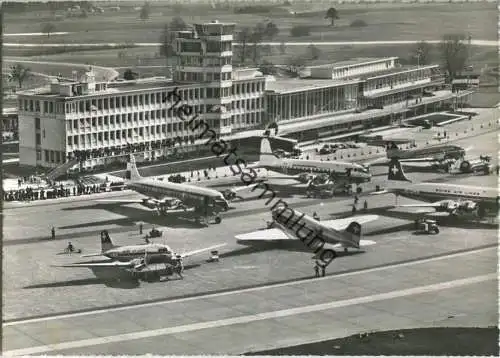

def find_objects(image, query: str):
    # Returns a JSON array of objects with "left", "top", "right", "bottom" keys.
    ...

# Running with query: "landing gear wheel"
[{"left": 214, "top": 216, "right": 222, "bottom": 224}]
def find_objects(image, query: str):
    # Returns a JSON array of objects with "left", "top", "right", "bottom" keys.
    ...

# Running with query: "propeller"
[{"left": 133, "top": 251, "right": 149, "bottom": 271}]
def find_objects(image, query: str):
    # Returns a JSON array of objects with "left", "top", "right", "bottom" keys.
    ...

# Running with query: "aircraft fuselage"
[
  {"left": 393, "top": 184, "right": 499, "bottom": 215},
  {"left": 104, "top": 244, "right": 174, "bottom": 262},
  {"left": 388, "top": 145, "right": 465, "bottom": 161},
  {"left": 272, "top": 208, "right": 359, "bottom": 249},
  {"left": 263, "top": 159, "right": 371, "bottom": 184}
]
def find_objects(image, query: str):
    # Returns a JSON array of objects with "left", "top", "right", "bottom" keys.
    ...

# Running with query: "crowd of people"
[{"left": 3, "top": 179, "right": 108, "bottom": 202}]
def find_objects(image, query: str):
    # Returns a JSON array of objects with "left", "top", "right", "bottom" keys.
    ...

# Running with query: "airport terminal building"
[{"left": 16, "top": 20, "right": 473, "bottom": 171}]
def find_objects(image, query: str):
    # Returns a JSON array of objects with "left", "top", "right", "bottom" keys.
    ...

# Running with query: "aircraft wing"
[
  {"left": 363, "top": 157, "right": 389, "bottom": 167},
  {"left": 179, "top": 243, "right": 227, "bottom": 259},
  {"left": 235, "top": 228, "right": 294, "bottom": 242},
  {"left": 400, "top": 157, "right": 441, "bottom": 163},
  {"left": 229, "top": 182, "right": 263, "bottom": 193},
  {"left": 398, "top": 202, "right": 444, "bottom": 208},
  {"left": 320, "top": 215, "right": 379, "bottom": 231},
  {"left": 52, "top": 261, "right": 133, "bottom": 268},
  {"left": 95, "top": 199, "right": 146, "bottom": 204}
]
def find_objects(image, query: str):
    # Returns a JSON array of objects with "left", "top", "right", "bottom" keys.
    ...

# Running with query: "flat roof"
[
  {"left": 266, "top": 78, "right": 361, "bottom": 94},
  {"left": 362, "top": 65, "right": 438, "bottom": 80},
  {"left": 2, "top": 107, "right": 17, "bottom": 115},
  {"left": 309, "top": 57, "right": 398, "bottom": 70}
]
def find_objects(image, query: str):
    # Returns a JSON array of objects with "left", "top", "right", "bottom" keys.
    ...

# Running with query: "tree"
[
  {"left": 264, "top": 21, "right": 279, "bottom": 40},
  {"left": 325, "top": 7, "right": 339, "bottom": 26},
  {"left": 8, "top": 64, "right": 30, "bottom": 88},
  {"left": 285, "top": 56, "right": 306, "bottom": 76},
  {"left": 279, "top": 41, "right": 286, "bottom": 55},
  {"left": 139, "top": 2, "right": 150, "bottom": 21},
  {"left": 41, "top": 22, "right": 56, "bottom": 38},
  {"left": 440, "top": 34, "right": 468, "bottom": 81},
  {"left": 123, "top": 69, "right": 139, "bottom": 80},
  {"left": 250, "top": 22, "right": 267, "bottom": 65},
  {"left": 350, "top": 19, "right": 367, "bottom": 28},
  {"left": 410, "top": 41, "right": 432, "bottom": 66},
  {"left": 236, "top": 27, "right": 252, "bottom": 65},
  {"left": 169, "top": 16, "right": 187, "bottom": 31},
  {"left": 308, "top": 45, "right": 321, "bottom": 60},
  {"left": 159, "top": 24, "right": 175, "bottom": 59},
  {"left": 290, "top": 25, "right": 310, "bottom": 37}
]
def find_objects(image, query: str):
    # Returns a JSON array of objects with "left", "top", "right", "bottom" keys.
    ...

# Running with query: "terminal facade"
[{"left": 17, "top": 20, "right": 473, "bottom": 170}]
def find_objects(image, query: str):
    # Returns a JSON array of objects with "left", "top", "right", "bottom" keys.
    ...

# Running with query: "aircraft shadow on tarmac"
[
  {"left": 23, "top": 263, "right": 200, "bottom": 289},
  {"left": 60, "top": 203, "right": 208, "bottom": 229},
  {"left": 222, "top": 239, "right": 365, "bottom": 259}
]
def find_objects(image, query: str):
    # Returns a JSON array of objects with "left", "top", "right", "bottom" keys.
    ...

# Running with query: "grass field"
[
  {"left": 245, "top": 327, "right": 499, "bottom": 356},
  {"left": 3, "top": 2, "right": 496, "bottom": 46},
  {"left": 2, "top": 2, "right": 497, "bottom": 93}
]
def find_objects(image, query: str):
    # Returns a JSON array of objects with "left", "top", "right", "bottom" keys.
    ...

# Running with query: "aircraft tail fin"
[
  {"left": 100, "top": 230, "right": 118, "bottom": 252},
  {"left": 388, "top": 159, "right": 412, "bottom": 182},
  {"left": 125, "top": 154, "right": 141, "bottom": 181},
  {"left": 386, "top": 141, "right": 400, "bottom": 150},
  {"left": 259, "top": 138, "right": 280, "bottom": 166},
  {"left": 344, "top": 222, "right": 362, "bottom": 248}
]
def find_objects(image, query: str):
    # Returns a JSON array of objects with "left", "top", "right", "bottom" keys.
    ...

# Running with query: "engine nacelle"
[
  {"left": 222, "top": 189, "right": 236, "bottom": 201},
  {"left": 439, "top": 200, "right": 459, "bottom": 212},
  {"left": 458, "top": 200, "right": 477, "bottom": 212},
  {"left": 297, "top": 173, "right": 315, "bottom": 183}
]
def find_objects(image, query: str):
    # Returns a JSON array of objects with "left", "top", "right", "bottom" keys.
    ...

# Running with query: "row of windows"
[
  {"left": 67, "top": 118, "right": 221, "bottom": 145},
  {"left": 21, "top": 99, "right": 64, "bottom": 114},
  {"left": 194, "top": 24, "right": 234, "bottom": 37},
  {"left": 366, "top": 69, "right": 433, "bottom": 90},
  {"left": 177, "top": 71, "right": 233, "bottom": 83},
  {"left": 42, "top": 150, "right": 65, "bottom": 164},
  {"left": 179, "top": 55, "right": 232, "bottom": 67},
  {"left": 20, "top": 80, "right": 266, "bottom": 116},
  {"left": 63, "top": 99, "right": 262, "bottom": 131},
  {"left": 434, "top": 188, "right": 481, "bottom": 196}
]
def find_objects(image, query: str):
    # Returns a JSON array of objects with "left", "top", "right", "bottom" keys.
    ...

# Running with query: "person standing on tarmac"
[
  {"left": 320, "top": 263, "right": 326, "bottom": 277},
  {"left": 51, "top": 227, "right": 56, "bottom": 240},
  {"left": 314, "top": 261, "right": 320, "bottom": 278},
  {"left": 363, "top": 200, "right": 368, "bottom": 210},
  {"left": 173, "top": 257, "right": 184, "bottom": 279},
  {"left": 313, "top": 212, "right": 320, "bottom": 221}
]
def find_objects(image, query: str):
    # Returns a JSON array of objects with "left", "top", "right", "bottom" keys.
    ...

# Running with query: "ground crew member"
[
  {"left": 174, "top": 257, "right": 184, "bottom": 279},
  {"left": 313, "top": 212, "right": 320, "bottom": 221},
  {"left": 139, "top": 222, "right": 143, "bottom": 235},
  {"left": 51, "top": 226, "right": 56, "bottom": 240},
  {"left": 320, "top": 263, "right": 326, "bottom": 277},
  {"left": 363, "top": 200, "right": 368, "bottom": 210},
  {"left": 354, "top": 195, "right": 359, "bottom": 205},
  {"left": 314, "top": 262, "right": 320, "bottom": 278},
  {"left": 67, "top": 242, "right": 74, "bottom": 253}
]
